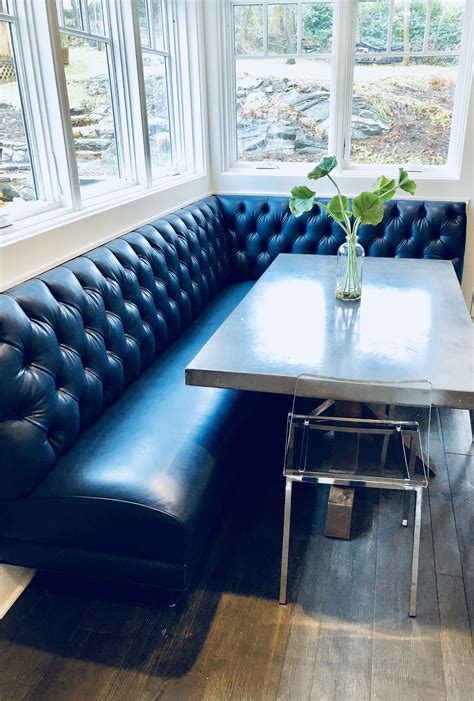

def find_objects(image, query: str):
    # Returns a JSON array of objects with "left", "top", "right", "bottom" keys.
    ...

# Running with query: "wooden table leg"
[{"left": 325, "top": 401, "right": 362, "bottom": 540}]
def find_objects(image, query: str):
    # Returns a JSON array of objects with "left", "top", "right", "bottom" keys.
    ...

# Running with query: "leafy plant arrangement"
[{"left": 289, "top": 157, "right": 417, "bottom": 300}]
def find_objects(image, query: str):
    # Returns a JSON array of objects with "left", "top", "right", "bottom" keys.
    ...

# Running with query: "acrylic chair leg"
[
  {"left": 402, "top": 490, "right": 411, "bottom": 527},
  {"left": 279, "top": 478, "right": 293, "bottom": 605},
  {"left": 409, "top": 487, "right": 423, "bottom": 617}
]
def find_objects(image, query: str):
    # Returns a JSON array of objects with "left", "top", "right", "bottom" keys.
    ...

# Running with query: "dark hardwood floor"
[{"left": 0, "top": 409, "right": 472, "bottom": 701}]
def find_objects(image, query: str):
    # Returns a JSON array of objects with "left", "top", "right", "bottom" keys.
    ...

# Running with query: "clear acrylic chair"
[{"left": 279, "top": 375, "right": 431, "bottom": 617}]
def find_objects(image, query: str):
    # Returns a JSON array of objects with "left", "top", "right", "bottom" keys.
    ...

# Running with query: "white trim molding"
[{"left": 0, "top": 565, "right": 36, "bottom": 620}]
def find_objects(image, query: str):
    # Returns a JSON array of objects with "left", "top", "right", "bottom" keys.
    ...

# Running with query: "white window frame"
[
  {"left": 229, "top": 0, "right": 336, "bottom": 169},
  {"left": 0, "top": 0, "right": 206, "bottom": 243},
  {"left": 55, "top": 0, "right": 136, "bottom": 201},
  {"left": 0, "top": 0, "right": 62, "bottom": 223},
  {"left": 225, "top": 0, "right": 474, "bottom": 180},
  {"left": 137, "top": 0, "right": 186, "bottom": 180}
]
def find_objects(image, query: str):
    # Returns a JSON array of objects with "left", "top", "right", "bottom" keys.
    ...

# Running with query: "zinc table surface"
[{"left": 186, "top": 255, "right": 473, "bottom": 409}]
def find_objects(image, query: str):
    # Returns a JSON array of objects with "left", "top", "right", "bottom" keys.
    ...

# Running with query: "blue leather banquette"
[{"left": 0, "top": 195, "right": 467, "bottom": 592}]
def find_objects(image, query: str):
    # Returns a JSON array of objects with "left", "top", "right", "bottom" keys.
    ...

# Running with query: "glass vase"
[{"left": 335, "top": 239, "right": 365, "bottom": 302}]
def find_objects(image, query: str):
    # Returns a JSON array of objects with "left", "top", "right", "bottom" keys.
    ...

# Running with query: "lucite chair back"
[{"left": 280, "top": 375, "right": 432, "bottom": 617}]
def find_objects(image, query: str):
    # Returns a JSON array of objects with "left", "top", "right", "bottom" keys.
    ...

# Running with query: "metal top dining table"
[
  {"left": 186, "top": 254, "right": 473, "bottom": 538},
  {"left": 186, "top": 254, "right": 473, "bottom": 411}
]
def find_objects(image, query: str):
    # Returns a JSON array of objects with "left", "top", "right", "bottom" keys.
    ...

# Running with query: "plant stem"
[
  {"left": 328, "top": 174, "right": 353, "bottom": 235},
  {"left": 339, "top": 217, "right": 362, "bottom": 299}
]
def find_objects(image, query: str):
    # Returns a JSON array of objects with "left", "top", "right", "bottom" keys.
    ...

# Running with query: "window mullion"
[
  {"left": 387, "top": 0, "right": 394, "bottom": 51},
  {"left": 146, "top": 0, "right": 153, "bottom": 49},
  {"left": 263, "top": 3, "right": 268, "bottom": 55},
  {"left": 126, "top": 0, "right": 153, "bottom": 186},
  {"left": 296, "top": 1, "right": 302, "bottom": 55},
  {"left": 58, "top": 26, "right": 109, "bottom": 43},
  {"left": 79, "top": 0, "right": 90, "bottom": 33},
  {"left": 167, "top": 0, "right": 184, "bottom": 172},
  {"left": 101, "top": 0, "right": 130, "bottom": 185},
  {"left": 330, "top": 0, "right": 356, "bottom": 168},
  {"left": 423, "top": 1, "right": 431, "bottom": 52},
  {"left": 44, "top": 0, "right": 81, "bottom": 208}
]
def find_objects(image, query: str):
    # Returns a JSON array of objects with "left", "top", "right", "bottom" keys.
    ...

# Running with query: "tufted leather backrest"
[
  {"left": 0, "top": 192, "right": 466, "bottom": 498},
  {"left": 0, "top": 196, "right": 230, "bottom": 498},
  {"left": 217, "top": 195, "right": 467, "bottom": 281}
]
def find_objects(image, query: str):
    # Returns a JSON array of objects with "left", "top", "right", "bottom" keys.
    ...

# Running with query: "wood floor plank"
[
  {"left": 0, "top": 586, "right": 90, "bottom": 701},
  {"left": 141, "top": 473, "right": 294, "bottom": 701},
  {"left": 28, "top": 628, "right": 132, "bottom": 701},
  {"left": 445, "top": 452, "right": 474, "bottom": 637},
  {"left": 439, "top": 408, "right": 474, "bottom": 457},
  {"left": 309, "top": 489, "right": 378, "bottom": 701},
  {"left": 276, "top": 486, "right": 334, "bottom": 701},
  {"left": 437, "top": 573, "right": 474, "bottom": 701},
  {"left": 428, "top": 411, "right": 463, "bottom": 578},
  {"left": 0, "top": 412, "right": 472, "bottom": 701},
  {"left": 371, "top": 490, "right": 447, "bottom": 700}
]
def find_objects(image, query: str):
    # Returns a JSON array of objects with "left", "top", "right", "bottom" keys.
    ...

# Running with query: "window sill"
[
  {"left": 225, "top": 161, "right": 462, "bottom": 181},
  {"left": 0, "top": 169, "right": 205, "bottom": 248}
]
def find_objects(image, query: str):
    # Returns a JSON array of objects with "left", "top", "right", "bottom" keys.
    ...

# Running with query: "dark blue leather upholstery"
[
  {"left": 1, "top": 282, "right": 264, "bottom": 589},
  {"left": 217, "top": 195, "right": 466, "bottom": 281},
  {"left": 0, "top": 196, "right": 230, "bottom": 499},
  {"left": 0, "top": 192, "right": 467, "bottom": 591}
]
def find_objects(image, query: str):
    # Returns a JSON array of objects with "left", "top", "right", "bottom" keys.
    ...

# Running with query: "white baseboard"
[{"left": 0, "top": 565, "right": 36, "bottom": 619}]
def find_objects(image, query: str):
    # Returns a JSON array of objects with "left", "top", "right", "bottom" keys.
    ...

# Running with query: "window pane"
[
  {"left": 268, "top": 4, "right": 297, "bottom": 54},
  {"left": 236, "top": 58, "right": 330, "bottom": 162},
  {"left": 60, "top": 0, "right": 83, "bottom": 31},
  {"left": 87, "top": 0, "right": 105, "bottom": 35},
  {"left": 138, "top": 0, "right": 151, "bottom": 48},
  {"left": 302, "top": 2, "right": 333, "bottom": 53},
  {"left": 234, "top": 5, "right": 264, "bottom": 55},
  {"left": 391, "top": 0, "right": 427, "bottom": 52},
  {"left": 151, "top": 0, "right": 164, "bottom": 52},
  {"left": 143, "top": 52, "right": 171, "bottom": 172},
  {"left": 350, "top": 57, "right": 459, "bottom": 166},
  {"left": 0, "top": 22, "right": 37, "bottom": 211},
  {"left": 0, "top": 1, "right": 9, "bottom": 14},
  {"left": 356, "top": 0, "right": 389, "bottom": 52},
  {"left": 61, "top": 35, "right": 120, "bottom": 190},
  {"left": 428, "top": 0, "right": 464, "bottom": 51}
]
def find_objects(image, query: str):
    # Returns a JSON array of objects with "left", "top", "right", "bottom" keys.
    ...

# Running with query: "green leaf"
[
  {"left": 307, "top": 156, "right": 338, "bottom": 181},
  {"left": 353, "top": 192, "right": 384, "bottom": 225},
  {"left": 289, "top": 185, "right": 315, "bottom": 217},
  {"left": 371, "top": 175, "right": 396, "bottom": 202},
  {"left": 327, "top": 195, "right": 351, "bottom": 223},
  {"left": 398, "top": 168, "right": 417, "bottom": 195}
]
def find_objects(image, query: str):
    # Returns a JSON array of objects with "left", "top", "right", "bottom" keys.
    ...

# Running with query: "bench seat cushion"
[{"left": 0, "top": 281, "right": 259, "bottom": 588}]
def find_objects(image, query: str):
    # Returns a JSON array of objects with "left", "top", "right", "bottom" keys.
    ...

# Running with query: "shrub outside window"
[
  {"left": 350, "top": 0, "right": 466, "bottom": 167},
  {"left": 229, "top": 0, "right": 471, "bottom": 172}
]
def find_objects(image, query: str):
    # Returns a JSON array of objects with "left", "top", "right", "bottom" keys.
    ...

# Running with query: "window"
[
  {"left": 0, "top": 1, "right": 38, "bottom": 217},
  {"left": 232, "top": 1, "right": 334, "bottom": 164},
  {"left": 56, "top": 0, "right": 128, "bottom": 196},
  {"left": 0, "top": 0, "right": 202, "bottom": 233},
  {"left": 349, "top": 0, "right": 466, "bottom": 167},
  {"left": 228, "top": 0, "right": 472, "bottom": 173},
  {"left": 138, "top": 0, "right": 174, "bottom": 176}
]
